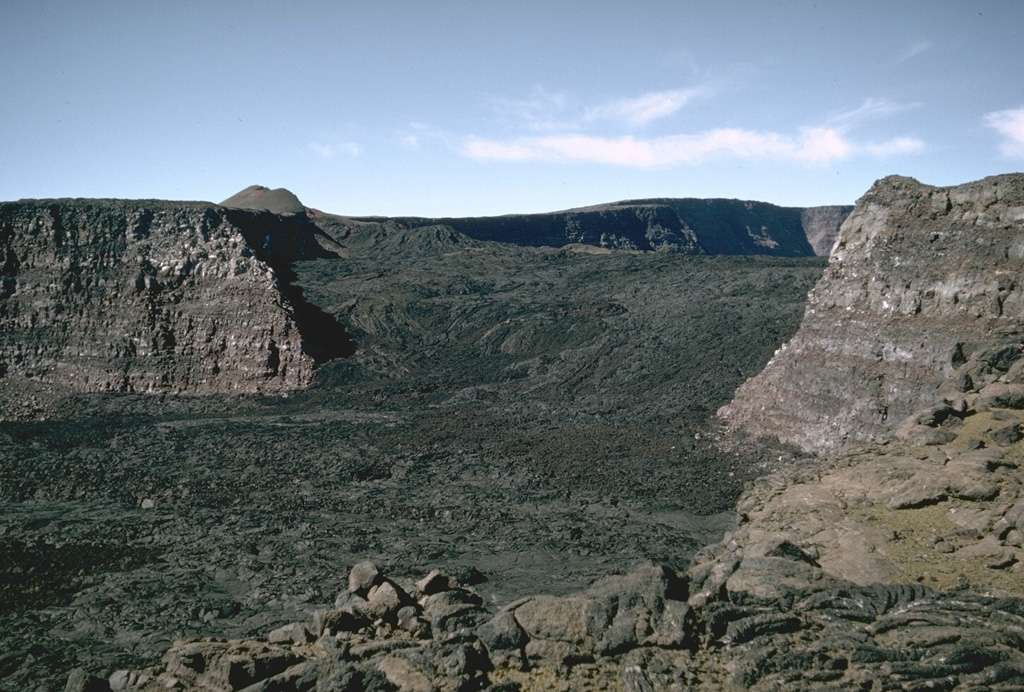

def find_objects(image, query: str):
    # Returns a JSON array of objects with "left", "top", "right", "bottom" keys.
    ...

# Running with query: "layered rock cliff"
[
  {"left": 0, "top": 199, "right": 350, "bottom": 398},
  {"left": 720, "top": 173, "right": 1024, "bottom": 451}
]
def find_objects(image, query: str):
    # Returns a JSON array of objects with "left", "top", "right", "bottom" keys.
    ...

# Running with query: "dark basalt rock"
[
  {"left": 95, "top": 560, "right": 1024, "bottom": 692},
  {"left": 313, "top": 197, "right": 849, "bottom": 257}
]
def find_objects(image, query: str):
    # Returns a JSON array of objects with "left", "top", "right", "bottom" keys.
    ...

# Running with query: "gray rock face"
[
  {"left": 0, "top": 199, "right": 351, "bottom": 403},
  {"left": 720, "top": 174, "right": 1024, "bottom": 451},
  {"left": 799, "top": 204, "right": 854, "bottom": 256}
]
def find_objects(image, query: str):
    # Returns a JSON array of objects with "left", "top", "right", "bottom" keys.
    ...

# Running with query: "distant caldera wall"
[{"left": 321, "top": 199, "right": 850, "bottom": 257}]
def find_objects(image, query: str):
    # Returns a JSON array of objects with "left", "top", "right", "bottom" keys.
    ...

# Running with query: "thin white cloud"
[
  {"left": 864, "top": 137, "right": 925, "bottom": 157},
  {"left": 464, "top": 127, "right": 922, "bottom": 167},
  {"left": 985, "top": 106, "right": 1024, "bottom": 157},
  {"left": 398, "top": 122, "right": 452, "bottom": 150},
  {"left": 485, "top": 86, "right": 572, "bottom": 131},
  {"left": 309, "top": 141, "right": 361, "bottom": 159},
  {"left": 896, "top": 40, "right": 933, "bottom": 64},
  {"left": 486, "top": 85, "right": 707, "bottom": 131},
  {"left": 464, "top": 127, "right": 853, "bottom": 167},
  {"left": 585, "top": 88, "right": 703, "bottom": 127},
  {"left": 830, "top": 97, "right": 918, "bottom": 125}
]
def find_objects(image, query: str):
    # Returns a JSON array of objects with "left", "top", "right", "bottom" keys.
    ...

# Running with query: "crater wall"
[
  {"left": 339, "top": 200, "right": 849, "bottom": 256},
  {"left": 0, "top": 199, "right": 346, "bottom": 397},
  {"left": 720, "top": 174, "right": 1024, "bottom": 451}
]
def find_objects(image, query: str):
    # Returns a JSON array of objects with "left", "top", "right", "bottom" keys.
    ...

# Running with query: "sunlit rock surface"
[{"left": 721, "top": 174, "right": 1024, "bottom": 451}]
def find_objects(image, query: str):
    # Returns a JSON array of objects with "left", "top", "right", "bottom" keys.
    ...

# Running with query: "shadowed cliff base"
[{"left": 222, "top": 207, "right": 356, "bottom": 364}]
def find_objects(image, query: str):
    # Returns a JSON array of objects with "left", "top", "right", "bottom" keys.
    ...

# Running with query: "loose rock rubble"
[
  {"left": 94, "top": 429, "right": 1024, "bottom": 692},
  {"left": 93, "top": 560, "right": 691, "bottom": 692}
]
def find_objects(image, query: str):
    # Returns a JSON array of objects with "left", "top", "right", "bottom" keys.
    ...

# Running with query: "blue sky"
[{"left": 2, "top": 1, "right": 1023, "bottom": 216}]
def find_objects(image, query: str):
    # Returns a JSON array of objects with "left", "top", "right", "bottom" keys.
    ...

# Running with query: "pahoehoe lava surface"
[{"left": 0, "top": 224, "right": 822, "bottom": 688}]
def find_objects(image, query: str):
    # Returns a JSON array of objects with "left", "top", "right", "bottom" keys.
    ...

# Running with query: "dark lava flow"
[{"left": 0, "top": 244, "right": 823, "bottom": 689}]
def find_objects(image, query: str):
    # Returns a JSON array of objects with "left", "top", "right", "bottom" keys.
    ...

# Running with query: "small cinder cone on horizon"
[{"left": 221, "top": 185, "right": 305, "bottom": 215}]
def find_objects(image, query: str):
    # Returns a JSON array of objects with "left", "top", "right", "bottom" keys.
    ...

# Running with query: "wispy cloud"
[
  {"left": 465, "top": 87, "right": 923, "bottom": 168},
  {"left": 485, "top": 86, "right": 573, "bottom": 131},
  {"left": 464, "top": 127, "right": 921, "bottom": 167},
  {"left": 985, "top": 106, "right": 1024, "bottom": 156},
  {"left": 397, "top": 122, "right": 454, "bottom": 150},
  {"left": 830, "top": 97, "right": 918, "bottom": 125},
  {"left": 585, "top": 88, "right": 703, "bottom": 127},
  {"left": 486, "top": 85, "right": 706, "bottom": 131},
  {"left": 309, "top": 141, "right": 361, "bottom": 159},
  {"left": 896, "top": 40, "right": 933, "bottom": 64},
  {"left": 864, "top": 137, "right": 925, "bottom": 156}
]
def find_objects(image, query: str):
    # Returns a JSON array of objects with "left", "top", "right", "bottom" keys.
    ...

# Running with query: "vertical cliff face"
[
  {"left": 800, "top": 205, "right": 855, "bottom": 256},
  {"left": 0, "top": 199, "right": 347, "bottom": 396},
  {"left": 438, "top": 198, "right": 821, "bottom": 255},
  {"left": 719, "top": 174, "right": 1024, "bottom": 451}
]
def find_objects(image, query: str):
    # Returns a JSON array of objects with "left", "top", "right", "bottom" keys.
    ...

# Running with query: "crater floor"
[{"left": 0, "top": 250, "right": 823, "bottom": 689}]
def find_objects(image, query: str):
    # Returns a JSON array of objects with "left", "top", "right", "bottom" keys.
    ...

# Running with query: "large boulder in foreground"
[{"left": 720, "top": 174, "right": 1024, "bottom": 451}]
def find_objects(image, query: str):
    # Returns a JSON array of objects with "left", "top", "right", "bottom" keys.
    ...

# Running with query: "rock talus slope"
[
  {"left": 0, "top": 200, "right": 343, "bottom": 400},
  {"left": 720, "top": 174, "right": 1024, "bottom": 451}
]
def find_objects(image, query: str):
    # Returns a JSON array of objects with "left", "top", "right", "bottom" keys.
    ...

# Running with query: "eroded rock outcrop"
[
  {"left": 0, "top": 199, "right": 350, "bottom": 401},
  {"left": 720, "top": 174, "right": 1024, "bottom": 451}
]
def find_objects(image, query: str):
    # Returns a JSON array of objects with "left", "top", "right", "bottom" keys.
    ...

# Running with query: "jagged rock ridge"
[
  {"left": 0, "top": 199, "right": 351, "bottom": 398},
  {"left": 720, "top": 173, "right": 1024, "bottom": 451}
]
